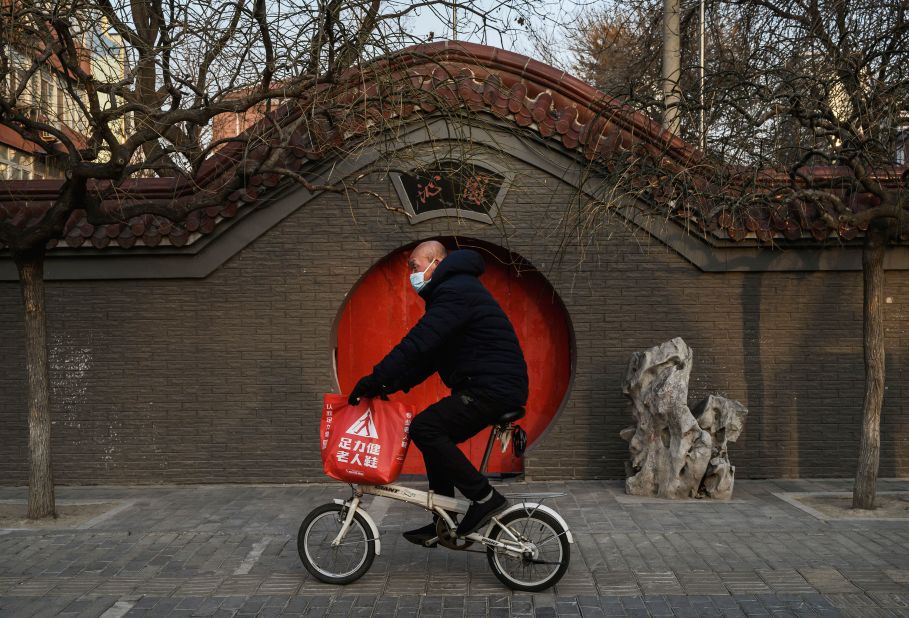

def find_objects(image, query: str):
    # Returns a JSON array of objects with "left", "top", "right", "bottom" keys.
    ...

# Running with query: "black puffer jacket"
[{"left": 371, "top": 250, "right": 528, "bottom": 408}]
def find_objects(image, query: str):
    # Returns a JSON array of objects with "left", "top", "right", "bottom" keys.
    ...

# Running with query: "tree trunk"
[
  {"left": 13, "top": 248, "right": 56, "bottom": 519},
  {"left": 852, "top": 224, "right": 887, "bottom": 510}
]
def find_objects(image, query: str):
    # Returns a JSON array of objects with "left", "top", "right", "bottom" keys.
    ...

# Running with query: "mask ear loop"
[{"left": 420, "top": 259, "right": 436, "bottom": 280}]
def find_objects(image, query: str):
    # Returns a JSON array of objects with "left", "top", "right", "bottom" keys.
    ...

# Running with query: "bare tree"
[
  {"left": 0, "top": 0, "right": 552, "bottom": 518},
  {"left": 572, "top": 7, "right": 661, "bottom": 105},
  {"left": 574, "top": 0, "right": 909, "bottom": 509}
]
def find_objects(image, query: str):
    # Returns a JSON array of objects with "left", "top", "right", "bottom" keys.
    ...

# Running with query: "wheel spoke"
[
  {"left": 331, "top": 538, "right": 372, "bottom": 547},
  {"left": 489, "top": 511, "right": 567, "bottom": 591},
  {"left": 535, "top": 530, "right": 569, "bottom": 547},
  {"left": 300, "top": 506, "right": 373, "bottom": 582}
]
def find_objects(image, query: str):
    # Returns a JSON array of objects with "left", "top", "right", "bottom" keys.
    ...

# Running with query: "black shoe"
[
  {"left": 402, "top": 522, "right": 439, "bottom": 548},
  {"left": 456, "top": 489, "right": 508, "bottom": 536}
]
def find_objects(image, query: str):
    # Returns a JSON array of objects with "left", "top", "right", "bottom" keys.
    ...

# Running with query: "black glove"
[{"left": 348, "top": 374, "right": 382, "bottom": 406}]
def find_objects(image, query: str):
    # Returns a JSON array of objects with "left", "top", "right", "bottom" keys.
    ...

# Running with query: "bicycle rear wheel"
[
  {"left": 298, "top": 503, "right": 375, "bottom": 584},
  {"left": 486, "top": 507, "right": 570, "bottom": 592}
]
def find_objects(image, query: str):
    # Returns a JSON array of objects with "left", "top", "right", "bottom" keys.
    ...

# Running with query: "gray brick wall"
[{"left": 1, "top": 149, "right": 907, "bottom": 484}]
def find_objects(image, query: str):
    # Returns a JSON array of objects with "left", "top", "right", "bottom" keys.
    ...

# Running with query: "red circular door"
[{"left": 335, "top": 241, "right": 571, "bottom": 474}]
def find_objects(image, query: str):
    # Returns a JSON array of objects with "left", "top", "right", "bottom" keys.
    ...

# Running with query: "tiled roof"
[{"left": 1, "top": 41, "right": 906, "bottom": 251}]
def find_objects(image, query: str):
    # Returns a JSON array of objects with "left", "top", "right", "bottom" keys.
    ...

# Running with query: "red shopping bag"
[{"left": 320, "top": 393, "right": 414, "bottom": 484}]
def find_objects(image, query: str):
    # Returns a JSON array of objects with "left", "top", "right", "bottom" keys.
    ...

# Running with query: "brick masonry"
[
  {"left": 1, "top": 141, "right": 907, "bottom": 485},
  {"left": 1, "top": 479, "right": 908, "bottom": 615}
]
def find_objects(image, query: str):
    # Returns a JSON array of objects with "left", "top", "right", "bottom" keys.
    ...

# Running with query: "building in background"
[
  {"left": 211, "top": 88, "right": 288, "bottom": 149},
  {"left": 0, "top": 18, "right": 125, "bottom": 180},
  {"left": 896, "top": 114, "right": 909, "bottom": 165}
]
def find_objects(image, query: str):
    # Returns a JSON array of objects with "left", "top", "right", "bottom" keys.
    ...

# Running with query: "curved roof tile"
[{"left": 1, "top": 41, "right": 907, "bottom": 251}]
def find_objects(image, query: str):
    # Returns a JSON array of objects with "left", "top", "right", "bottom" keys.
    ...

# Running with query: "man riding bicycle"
[{"left": 348, "top": 240, "right": 529, "bottom": 546}]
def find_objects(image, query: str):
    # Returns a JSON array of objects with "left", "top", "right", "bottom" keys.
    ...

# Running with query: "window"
[
  {"left": 36, "top": 70, "right": 67, "bottom": 128},
  {"left": 40, "top": 74, "right": 51, "bottom": 109},
  {"left": 22, "top": 69, "right": 38, "bottom": 108},
  {"left": 0, "top": 146, "right": 34, "bottom": 180},
  {"left": 56, "top": 87, "right": 65, "bottom": 129},
  {"left": 3, "top": 50, "right": 24, "bottom": 99}
]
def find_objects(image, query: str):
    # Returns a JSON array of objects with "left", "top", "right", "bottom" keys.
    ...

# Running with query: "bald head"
[
  {"left": 408, "top": 240, "right": 447, "bottom": 282},
  {"left": 411, "top": 240, "right": 447, "bottom": 263}
]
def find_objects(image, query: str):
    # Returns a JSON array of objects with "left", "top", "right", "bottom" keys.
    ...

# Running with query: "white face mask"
[{"left": 409, "top": 259, "right": 436, "bottom": 293}]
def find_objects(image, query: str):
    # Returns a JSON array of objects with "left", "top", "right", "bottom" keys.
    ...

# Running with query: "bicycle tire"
[
  {"left": 298, "top": 503, "right": 376, "bottom": 585},
  {"left": 485, "top": 507, "right": 570, "bottom": 592}
]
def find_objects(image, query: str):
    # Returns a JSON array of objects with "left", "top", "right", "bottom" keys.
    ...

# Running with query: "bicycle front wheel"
[
  {"left": 486, "top": 507, "right": 570, "bottom": 592},
  {"left": 298, "top": 503, "right": 375, "bottom": 585}
]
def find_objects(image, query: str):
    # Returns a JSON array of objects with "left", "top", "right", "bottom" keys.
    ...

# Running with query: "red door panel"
[{"left": 336, "top": 243, "right": 570, "bottom": 474}]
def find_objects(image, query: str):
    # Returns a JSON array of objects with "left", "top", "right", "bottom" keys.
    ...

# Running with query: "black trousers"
[{"left": 408, "top": 393, "right": 503, "bottom": 502}]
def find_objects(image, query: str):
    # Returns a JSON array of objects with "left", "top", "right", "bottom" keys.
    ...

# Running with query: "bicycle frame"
[
  {"left": 362, "top": 483, "right": 469, "bottom": 526},
  {"left": 305, "top": 418, "right": 573, "bottom": 590},
  {"left": 329, "top": 483, "right": 573, "bottom": 558}
]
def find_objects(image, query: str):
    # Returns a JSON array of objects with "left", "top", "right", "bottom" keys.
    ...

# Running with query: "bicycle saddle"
[{"left": 495, "top": 408, "right": 525, "bottom": 425}]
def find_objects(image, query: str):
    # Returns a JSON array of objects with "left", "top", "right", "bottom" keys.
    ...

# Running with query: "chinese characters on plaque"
[{"left": 398, "top": 161, "right": 503, "bottom": 215}]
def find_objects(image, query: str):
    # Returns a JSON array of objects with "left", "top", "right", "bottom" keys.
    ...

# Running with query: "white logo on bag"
[{"left": 345, "top": 408, "right": 379, "bottom": 439}]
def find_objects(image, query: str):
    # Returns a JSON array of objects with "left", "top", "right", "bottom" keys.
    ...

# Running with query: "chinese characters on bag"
[{"left": 336, "top": 437, "right": 380, "bottom": 469}]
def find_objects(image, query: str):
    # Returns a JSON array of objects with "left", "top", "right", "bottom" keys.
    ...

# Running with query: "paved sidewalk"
[{"left": 1, "top": 478, "right": 908, "bottom": 617}]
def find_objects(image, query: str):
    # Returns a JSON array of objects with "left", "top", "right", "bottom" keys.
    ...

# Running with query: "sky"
[{"left": 401, "top": 0, "right": 581, "bottom": 71}]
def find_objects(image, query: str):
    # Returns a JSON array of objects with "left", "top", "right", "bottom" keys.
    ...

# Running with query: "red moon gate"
[{"left": 335, "top": 241, "right": 572, "bottom": 475}]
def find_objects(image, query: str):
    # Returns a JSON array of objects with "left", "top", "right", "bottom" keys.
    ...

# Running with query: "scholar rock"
[
  {"left": 693, "top": 395, "right": 748, "bottom": 499},
  {"left": 620, "top": 338, "right": 747, "bottom": 499}
]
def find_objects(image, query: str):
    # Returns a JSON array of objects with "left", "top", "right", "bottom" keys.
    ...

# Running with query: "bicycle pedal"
[{"left": 423, "top": 536, "right": 440, "bottom": 548}]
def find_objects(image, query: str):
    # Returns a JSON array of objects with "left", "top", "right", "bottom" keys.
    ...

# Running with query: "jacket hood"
[{"left": 420, "top": 249, "right": 485, "bottom": 298}]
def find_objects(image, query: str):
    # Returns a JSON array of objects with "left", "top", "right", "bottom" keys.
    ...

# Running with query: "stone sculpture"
[
  {"left": 693, "top": 395, "right": 748, "bottom": 499},
  {"left": 620, "top": 338, "right": 748, "bottom": 499}
]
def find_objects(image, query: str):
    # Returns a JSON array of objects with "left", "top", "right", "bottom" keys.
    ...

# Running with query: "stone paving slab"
[{"left": 0, "top": 479, "right": 908, "bottom": 616}]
